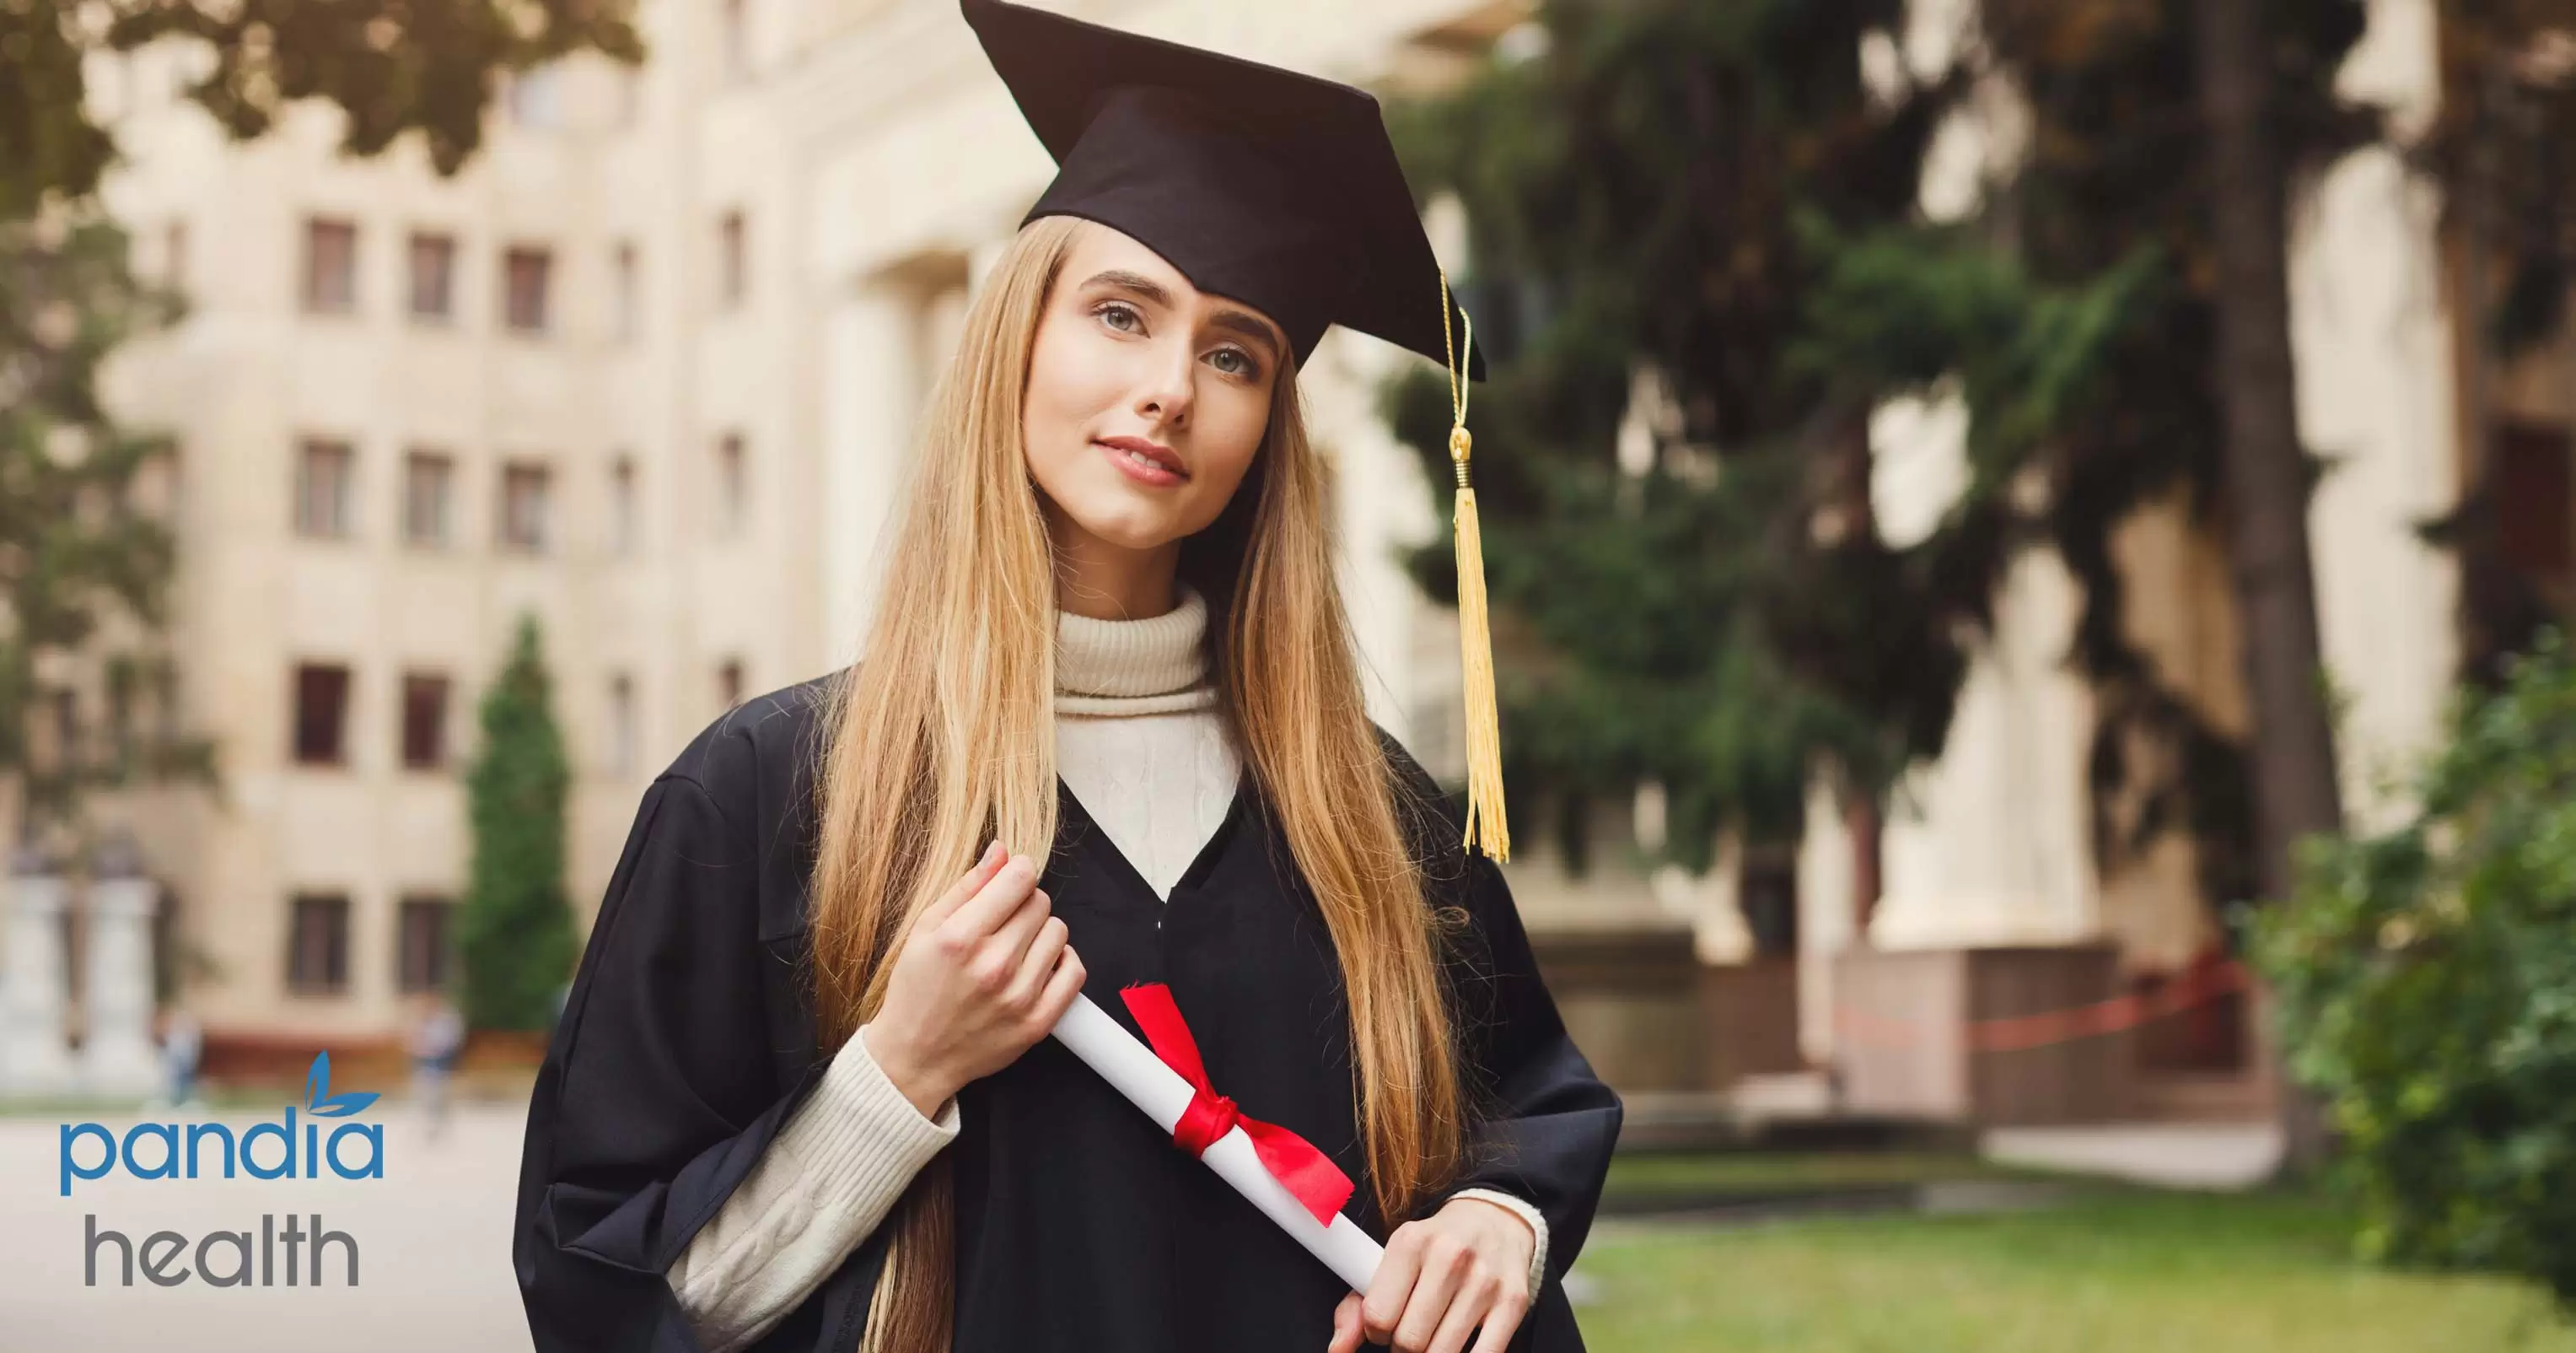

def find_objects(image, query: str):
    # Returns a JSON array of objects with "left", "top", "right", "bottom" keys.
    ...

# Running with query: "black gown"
[{"left": 512, "top": 673, "right": 1623, "bottom": 1353}]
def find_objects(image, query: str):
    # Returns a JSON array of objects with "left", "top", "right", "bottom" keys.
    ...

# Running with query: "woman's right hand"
[{"left": 861, "top": 841, "right": 1086, "bottom": 1119}]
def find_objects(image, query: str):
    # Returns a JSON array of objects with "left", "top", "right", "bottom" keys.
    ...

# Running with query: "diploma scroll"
[{"left": 1051, "top": 993, "right": 1385, "bottom": 1292}]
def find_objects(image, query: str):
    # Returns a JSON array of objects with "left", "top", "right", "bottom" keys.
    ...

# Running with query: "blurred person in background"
[
  {"left": 411, "top": 993, "right": 465, "bottom": 1143},
  {"left": 512, "top": 3, "right": 1619, "bottom": 1352},
  {"left": 158, "top": 1007, "right": 203, "bottom": 1111}
]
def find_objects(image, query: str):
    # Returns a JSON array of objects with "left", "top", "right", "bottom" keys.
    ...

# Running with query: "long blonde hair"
[{"left": 806, "top": 214, "right": 1467, "bottom": 1349}]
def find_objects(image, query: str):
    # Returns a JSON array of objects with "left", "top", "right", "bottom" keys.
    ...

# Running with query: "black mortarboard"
[{"left": 961, "top": 0, "right": 1487, "bottom": 381}]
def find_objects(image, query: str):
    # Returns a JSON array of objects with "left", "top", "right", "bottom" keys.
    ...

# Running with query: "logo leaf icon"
[
  {"left": 302, "top": 1051, "right": 378, "bottom": 1118},
  {"left": 311, "top": 1090, "right": 378, "bottom": 1118}
]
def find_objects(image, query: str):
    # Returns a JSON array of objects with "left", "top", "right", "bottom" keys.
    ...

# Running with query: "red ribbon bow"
[{"left": 1119, "top": 983, "right": 1355, "bottom": 1227}]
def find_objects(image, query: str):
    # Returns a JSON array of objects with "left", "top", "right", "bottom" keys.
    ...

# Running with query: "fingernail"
[{"left": 982, "top": 840, "right": 1003, "bottom": 865}]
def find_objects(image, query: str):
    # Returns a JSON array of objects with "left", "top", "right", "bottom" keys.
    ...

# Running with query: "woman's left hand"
[{"left": 1327, "top": 1195, "right": 1535, "bottom": 1353}]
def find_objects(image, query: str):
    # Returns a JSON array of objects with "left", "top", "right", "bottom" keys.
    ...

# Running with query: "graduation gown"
[{"left": 513, "top": 674, "right": 1623, "bottom": 1353}]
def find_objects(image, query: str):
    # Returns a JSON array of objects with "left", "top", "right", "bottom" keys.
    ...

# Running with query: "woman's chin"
[{"left": 1057, "top": 497, "right": 1194, "bottom": 553}]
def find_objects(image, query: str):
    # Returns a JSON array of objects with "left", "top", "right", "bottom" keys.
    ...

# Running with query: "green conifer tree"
[{"left": 459, "top": 615, "right": 576, "bottom": 1032}]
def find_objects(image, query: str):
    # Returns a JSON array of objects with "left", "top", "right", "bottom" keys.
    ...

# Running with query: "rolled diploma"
[{"left": 1051, "top": 993, "right": 1384, "bottom": 1292}]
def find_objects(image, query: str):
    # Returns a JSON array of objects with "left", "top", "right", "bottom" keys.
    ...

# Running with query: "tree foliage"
[
  {"left": 1798, "top": 0, "right": 2380, "bottom": 910},
  {"left": 0, "top": 212, "right": 214, "bottom": 852},
  {"left": 459, "top": 615, "right": 575, "bottom": 1032},
  {"left": 2, "top": 0, "right": 642, "bottom": 218},
  {"left": 2256, "top": 632, "right": 2576, "bottom": 1306},
  {"left": 1385, "top": 0, "right": 1962, "bottom": 870},
  {"left": 1385, "top": 0, "right": 2389, "bottom": 906}
]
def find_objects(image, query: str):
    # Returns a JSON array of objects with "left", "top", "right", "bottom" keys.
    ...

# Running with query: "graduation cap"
[{"left": 963, "top": 0, "right": 1512, "bottom": 861}]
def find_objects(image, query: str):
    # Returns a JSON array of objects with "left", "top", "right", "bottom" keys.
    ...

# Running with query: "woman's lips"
[{"left": 1097, "top": 438, "right": 1188, "bottom": 487}]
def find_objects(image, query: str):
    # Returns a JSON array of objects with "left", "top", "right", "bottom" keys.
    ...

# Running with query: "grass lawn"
[
  {"left": 1604, "top": 1150, "right": 2027, "bottom": 1199},
  {"left": 1575, "top": 1189, "right": 2576, "bottom": 1353}
]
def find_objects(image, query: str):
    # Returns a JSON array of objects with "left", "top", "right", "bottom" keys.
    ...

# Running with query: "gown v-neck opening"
[{"left": 1054, "top": 764, "right": 1256, "bottom": 904}]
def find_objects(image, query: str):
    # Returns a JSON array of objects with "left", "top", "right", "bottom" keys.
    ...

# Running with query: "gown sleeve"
[
  {"left": 1378, "top": 731, "right": 1625, "bottom": 1291},
  {"left": 513, "top": 771, "right": 847, "bottom": 1353},
  {"left": 1433, "top": 845, "right": 1624, "bottom": 1289}
]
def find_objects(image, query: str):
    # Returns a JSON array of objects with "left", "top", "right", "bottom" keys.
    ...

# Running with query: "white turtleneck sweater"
[{"left": 666, "top": 587, "right": 1545, "bottom": 1353}]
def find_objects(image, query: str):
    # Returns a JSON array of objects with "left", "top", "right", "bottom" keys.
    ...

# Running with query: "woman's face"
[{"left": 1022, "top": 221, "right": 1286, "bottom": 559}]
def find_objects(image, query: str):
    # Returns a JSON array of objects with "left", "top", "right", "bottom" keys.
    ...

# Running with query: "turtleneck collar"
[{"left": 1055, "top": 583, "right": 1218, "bottom": 716}]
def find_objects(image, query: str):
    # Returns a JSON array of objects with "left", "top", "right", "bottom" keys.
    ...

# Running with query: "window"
[
  {"left": 303, "top": 218, "right": 357, "bottom": 315},
  {"left": 607, "top": 673, "right": 637, "bottom": 777},
  {"left": 718, "top": 433, "right": 747, "bottom": 537},
  {"left": 403, "top": 450, "right": 454, "bottom": 547},
  {"left": 105, "top": 669, "right": 133, "bottom": 766},
  {"left": 286, "top": 893, "right": 352, "bottom": 995},
  {"left": 37, "top": 688, "right": 76, "bottom": 777},
  {"left": 409, "top": 232, "right": 456, "bottom": 321},
  {"left": 610, "top": 456, "right": 637, "bottom": 554},
  {"left": 1741, "top": 854, "right": 1800, "bottom": 957},
  {"left": 293, "top": 663, "right": 352, "bottom": 766},
  {"left": 295, "top": 439, "right": 355, "bottom": 539},
  {"left": 721, "top": 0, "right": 750, "bottom": 82},
  {"left": 614, "top": 241, "right": 640, "bottom": 342},
  {"left": 717, "top": 659, "right": 745, "bottom": 710},
  {"left": 2493, "top": 419, "right": 2573, "bottom": 581},
  {"left": 718, "top": 211, "right": 747, "bottom": 309},
  {"left": 400, "top": 673, "right": 449, "bottom": 770},
  {"left": 500, "top": 462, "right": 552, "bottom": 553},
  {"left": 503, "top": 246, "right": 552, "bottom": 333},
  {"left": 396, "top": 897, "right": 454, "bottom": 994}
]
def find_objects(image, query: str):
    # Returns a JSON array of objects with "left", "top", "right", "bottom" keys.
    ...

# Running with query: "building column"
[
  {"left": 81, "top": 837, "right": 161, "bottom": 1099},
  {"left": 1795, "top": 774, "right": 1858, "bottom": 1064},
  {"left": 1868, "top": 544, "right": 2102, "bottom": 951},
  {"left": 3, "top": 849, "right": 75, "bottom": 1097},
  {"left": 820, "top": 281, "right": 925, "bottom": 666}
]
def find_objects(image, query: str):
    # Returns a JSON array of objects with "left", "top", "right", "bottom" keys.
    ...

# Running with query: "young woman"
[{"left": 511, "top": 5, "right": 1621, "bottom": 1352}]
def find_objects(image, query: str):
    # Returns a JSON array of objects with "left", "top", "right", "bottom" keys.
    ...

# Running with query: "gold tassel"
[{"left": 1442, "top": 272, "right": 1510, "bottom": 863}]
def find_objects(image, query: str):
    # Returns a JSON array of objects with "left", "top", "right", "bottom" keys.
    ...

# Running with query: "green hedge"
[{"left": 2255, "top": 635, "right": 2576, "bottom": 1307}]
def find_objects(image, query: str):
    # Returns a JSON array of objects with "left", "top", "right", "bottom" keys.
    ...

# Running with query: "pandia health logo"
[{"left": 58, "top": 1053, "right": 385, "bottom": 1289}]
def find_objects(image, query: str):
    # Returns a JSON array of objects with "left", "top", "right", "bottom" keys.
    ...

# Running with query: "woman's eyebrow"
[
  {"left": 1207, "top": 310, "right": 1283, "bottom": 360},
  {"left": 1082, "top": 269, "right": 1284, "bottom": 359}
]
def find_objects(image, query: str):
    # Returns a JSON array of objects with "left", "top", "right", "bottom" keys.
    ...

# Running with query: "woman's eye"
[
  {"left": 1097, "top": 302, "right": 1143, "bottom": 332},
  {"left": 1210, "top": 348, "right": 1257, "bottom": 378}
]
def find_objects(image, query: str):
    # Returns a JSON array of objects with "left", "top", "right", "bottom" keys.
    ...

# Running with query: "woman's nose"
[{"left": 1133, "top": 337, "right": 1195, "bottom": 423}]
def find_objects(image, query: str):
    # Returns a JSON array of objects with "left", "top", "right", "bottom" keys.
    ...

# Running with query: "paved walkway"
[
  {"left": 1980, "top": 1122, "right": 2287, "bottom": 1190},
  {"left": 0, "top": 1099, "right": 536, "bottom": 1353}
]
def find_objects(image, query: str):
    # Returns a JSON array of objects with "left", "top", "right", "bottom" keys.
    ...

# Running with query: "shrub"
[{"left": 2254, "top": 634, "right": 2576, "bottom": 1307}]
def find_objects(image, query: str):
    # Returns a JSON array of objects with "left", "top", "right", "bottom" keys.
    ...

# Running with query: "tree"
[
  {"left": 459, "top": 616, "right": 576, "bottom": 1032},
  {"left": 2191, "top": 0, "right": 2349, "bottom": 903},
  {"left": 1384, "top": 0, "right": 1966, "bottom": 882},
  {"left": 1791, "top": 1, "right": 2382, "bottom": 916},
  {"left": 1390, "top": 0, "right": 2525, "bottom": 990},
  {"left": 2256, "top": 633, "right": 2576, "bottom": 1307},
  {"left": 1, "top": 213, "right": 217, "bottom": 859}
]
